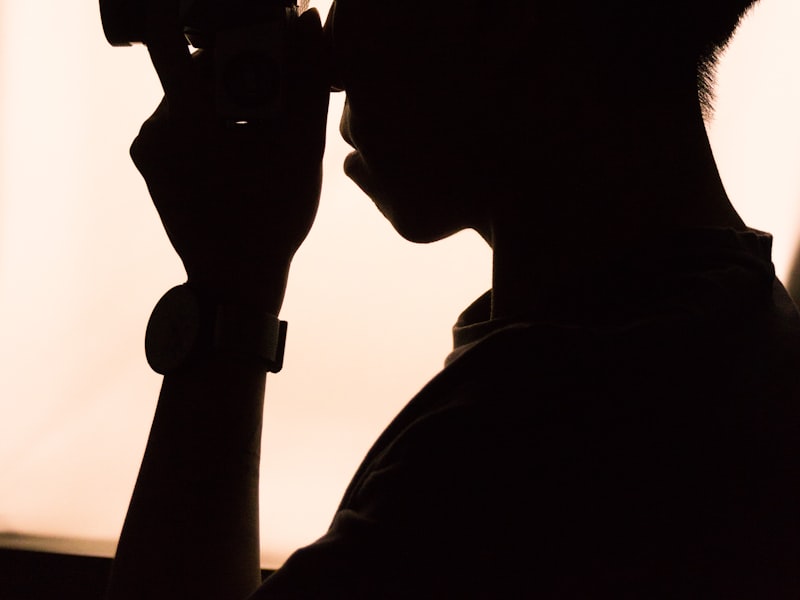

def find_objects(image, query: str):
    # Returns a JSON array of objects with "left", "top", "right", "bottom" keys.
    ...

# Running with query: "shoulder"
[
  {"left": 255, "top": 291, "right": 800, "bottom": 598},
  {"left": 255, "top": 323, "right": 597, "bottom": 598}
]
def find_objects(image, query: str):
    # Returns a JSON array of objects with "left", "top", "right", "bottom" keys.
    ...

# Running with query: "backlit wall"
[{"left": 0, "top": 0, "right": 798, "bottom": 568}]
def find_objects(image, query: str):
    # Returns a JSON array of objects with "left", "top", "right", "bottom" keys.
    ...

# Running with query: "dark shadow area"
[
  {"left": 0, "top": 548, "right": 112, "bottom": 600},
  {"left": 0, "top": 548, "right": 275, "bottom": 600}
]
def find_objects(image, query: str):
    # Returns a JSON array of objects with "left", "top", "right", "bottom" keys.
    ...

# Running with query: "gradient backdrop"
[{"left": 0, "top": 0, "right": 798, "bottom": 567}]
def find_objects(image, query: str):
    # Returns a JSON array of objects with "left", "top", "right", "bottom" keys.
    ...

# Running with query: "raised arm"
[{"left": 105, "top": 3, "right": 329, "bottom": 598}]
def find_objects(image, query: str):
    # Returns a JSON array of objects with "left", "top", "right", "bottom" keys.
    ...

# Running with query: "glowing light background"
[{"left": 0, "top": 0, "right": 798, "bottom": 568}]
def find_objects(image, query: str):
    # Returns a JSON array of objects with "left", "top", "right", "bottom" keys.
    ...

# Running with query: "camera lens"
[{"left": 100, "top": 0, "right": 146, "bottom": 46}]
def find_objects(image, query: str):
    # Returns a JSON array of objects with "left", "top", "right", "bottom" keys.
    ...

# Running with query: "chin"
[
  {"left": 344, "top": 150, "right": 478, "bottom": 244},
  {"left": 366, "top": 185, "right": 468, "bottom": 244},
  {"left": 384, "top": 209, "right": 466, "bottom": 244}
]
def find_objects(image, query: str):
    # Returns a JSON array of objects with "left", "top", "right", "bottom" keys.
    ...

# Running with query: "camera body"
[{"left": 100, "top": 0, "right": 303, "bottom": 123}]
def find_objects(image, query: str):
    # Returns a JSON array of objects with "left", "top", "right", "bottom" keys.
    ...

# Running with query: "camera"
[{"left": 100, "top": 0, "right": 306, "bottom": 123}]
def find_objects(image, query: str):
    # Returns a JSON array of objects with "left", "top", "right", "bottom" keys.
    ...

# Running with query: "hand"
[{"left": 131, "top": 0, "right": 329, "bottom": 313}]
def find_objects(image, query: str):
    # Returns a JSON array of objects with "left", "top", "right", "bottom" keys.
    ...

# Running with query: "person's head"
[{"left": 326, "top": 1, "right": 759, "bottom": 243}]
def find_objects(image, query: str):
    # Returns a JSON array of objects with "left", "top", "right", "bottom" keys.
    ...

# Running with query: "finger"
[
  {"left": 286, "top": 9, "right": 331, "bottom": 159},
  {"left": 143, "top": 0, "right": 195, "bottom": 112},
  {"left": 323, "top": 2, "right": 344, "bottom": 92}
]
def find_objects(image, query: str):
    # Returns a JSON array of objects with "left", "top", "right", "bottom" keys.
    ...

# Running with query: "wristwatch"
[{"left": 144, "top": 284, "right": 287, "bottom": 374}]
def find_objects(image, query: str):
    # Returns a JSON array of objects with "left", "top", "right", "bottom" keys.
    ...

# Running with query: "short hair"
[
  {"left": 687, "top": 1, "right": 761, "bottom": 108},
  {"left": 688, "top": 1, "right": 760, "bottom": 57},
  {"left": 546, "top": 1, "right": 761, "bottom": 107},
  {"left": 566, "top": 1, "right": 758, "bottom": 56}
]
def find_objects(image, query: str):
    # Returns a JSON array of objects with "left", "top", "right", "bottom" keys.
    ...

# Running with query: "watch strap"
[{"left": 214, "top": 302, "right": 287, "bottom": 373}]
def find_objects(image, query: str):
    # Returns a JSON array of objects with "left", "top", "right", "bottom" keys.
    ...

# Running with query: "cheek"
[
  {"left": 344, "top": 81, "right": 502, "bottom": 201},
  {"left": 342, "top": 111, "right": 490, "bottom": 245},
  {"left": 346, "top": 151, "right": 479, "bottom": 244}
]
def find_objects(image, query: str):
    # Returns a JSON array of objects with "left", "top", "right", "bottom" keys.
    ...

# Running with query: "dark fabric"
[{"left": 254, "top": 228, "right": 800, "bottom": 598}]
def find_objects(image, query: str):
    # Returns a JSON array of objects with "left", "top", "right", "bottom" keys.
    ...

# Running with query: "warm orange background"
[{"left": 0, "top": 0, "right": 798, "bottom": 568}]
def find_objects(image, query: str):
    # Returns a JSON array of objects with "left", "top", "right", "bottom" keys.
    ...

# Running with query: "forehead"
[
  {"left": 325, "top": 0, "right": 487, "bottom": 88},
  {"left": 326, "top": 1, "right": 481, "bottom": 58}
]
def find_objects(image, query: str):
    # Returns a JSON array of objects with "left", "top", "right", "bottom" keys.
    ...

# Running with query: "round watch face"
[{"left": 145, "top": 285, "right": 203, "bottom": 374}]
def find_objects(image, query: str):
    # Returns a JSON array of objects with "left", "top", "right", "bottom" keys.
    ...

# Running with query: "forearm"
[
  {"left": 107, "top": 357, "right": 267, "bottom": 600},
  {"left": 104, "top": 4, "right": 327, "bottom": 594}
]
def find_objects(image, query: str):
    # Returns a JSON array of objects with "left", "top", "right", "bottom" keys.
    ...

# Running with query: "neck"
[{"left": 487, "top": 79, "right": 746, "bottom": 321}]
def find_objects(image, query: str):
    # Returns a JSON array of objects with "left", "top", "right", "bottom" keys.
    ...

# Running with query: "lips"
[
  {"left": 343, "top": 150, "right": 376, "bottom": 198},
  {"left": 338, "top": 99, "right": 357, "bottom": 149},
  {"left": 339, "top": 101, "right": 376, "bottom": 192},
  {"left": 338, "top": 97, "right": 410, "bottom": 209}
]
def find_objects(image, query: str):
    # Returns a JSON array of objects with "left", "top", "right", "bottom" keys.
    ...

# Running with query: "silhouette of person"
[{"left": 107, "top": 1, "right": 800, "bottom": 598}]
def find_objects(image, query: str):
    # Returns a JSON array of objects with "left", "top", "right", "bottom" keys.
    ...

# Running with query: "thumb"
[{"left": 285, "top": 8, "right": 330, "bottom": 161}]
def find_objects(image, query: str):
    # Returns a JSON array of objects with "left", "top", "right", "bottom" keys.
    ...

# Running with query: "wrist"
[
  {"left": 186, "top": 265, "right": 290, "bottom": 317},
  {"left": 145, "top": 283, "right": 288, "bottom": 375}
]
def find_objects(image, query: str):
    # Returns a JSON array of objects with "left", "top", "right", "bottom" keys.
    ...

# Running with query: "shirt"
[{"left": 255, "top": 228, "right": 800, "bottom": 598}]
